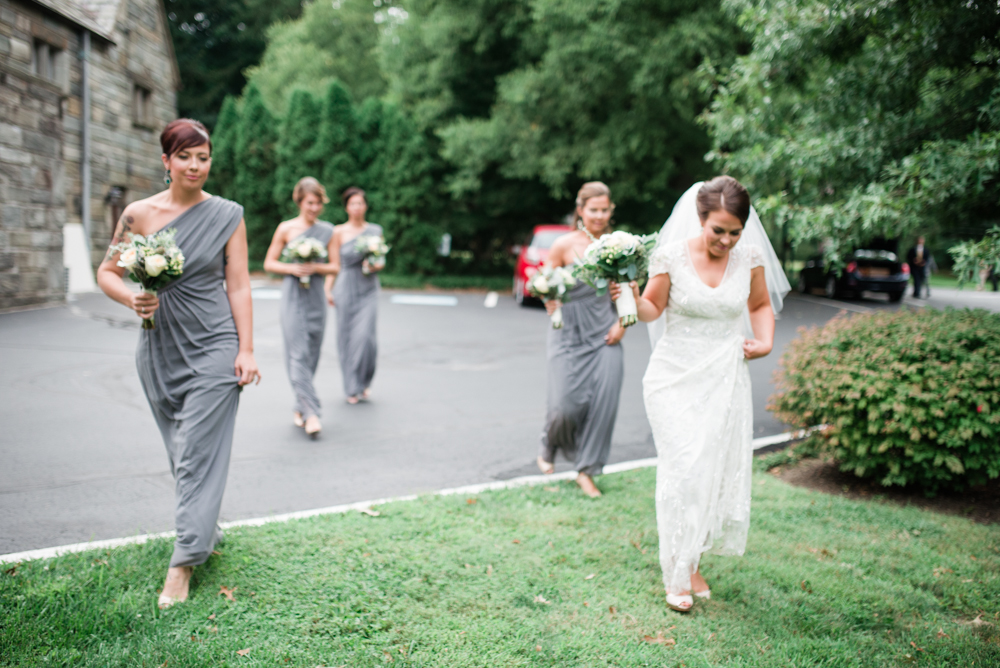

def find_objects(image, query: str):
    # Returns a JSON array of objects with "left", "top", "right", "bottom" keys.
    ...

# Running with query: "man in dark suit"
[{"left": 906, "top": 236, "right": 932, "bottom": 298}]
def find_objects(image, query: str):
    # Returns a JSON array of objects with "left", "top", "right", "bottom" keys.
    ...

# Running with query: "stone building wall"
[
  {"left": 0, "top": 0, "right": 178, "bottom": 310},
  {"left": 0, "top": 0, "right": 79, "bottom": 307}
]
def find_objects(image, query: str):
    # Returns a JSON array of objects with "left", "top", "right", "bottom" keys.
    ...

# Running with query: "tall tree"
[
  {"left": 703, "top": 0, "right": 1000, "bottom": 262},
  {"left": 243, "top": 0, "right": 398, "bottom": 115},
  {"left": 273, "top": 89, "right": 323, "bottom": 218},
  {"left": 206, "top": 96, "right": 240, "bottom": 200},
  {"left": 312, "top": 81, "right": 360, "bottom": 219},
  {"left": 356, "top": 99, "right": 439, "bottom": 273},
  {"left": 165, "top": 0, "right": 304, "bottom": 128},
  {"left": 234, "top": 84, "right": 280, "bottom": 261}
]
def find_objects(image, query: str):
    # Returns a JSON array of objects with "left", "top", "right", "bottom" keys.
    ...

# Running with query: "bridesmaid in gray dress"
[
  {"left": 538, "top": 182, "right": 626, "bottom": 497},
  {"left": 96, "top": 119, "right": 260, "bottom": 609},
  {"left": 327, "top": 187, "right": 383, "bottom": 404},
  {"left": 263, "top": 178, "right": 340, "bottom": 437}
]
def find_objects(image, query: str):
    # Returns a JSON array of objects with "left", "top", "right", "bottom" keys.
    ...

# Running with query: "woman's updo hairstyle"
[
  {"left": 341, "top": 186, "right": 367, "bottom": 208},
  {"left": 696, "top": 175, "right": 751, "bottom": 226},
  {"left": 293, "top": 177, "right": 329, "bottom": 205},
  {"left": 574, "top": 181, "right": 614, "bottom": 224},
  {"left": 160, "top": 118, "right": 212, "bottom": 157}
]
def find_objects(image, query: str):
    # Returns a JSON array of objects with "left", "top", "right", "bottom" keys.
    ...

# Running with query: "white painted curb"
[{"left": 0, "top": 428, "right": 822, "bottom": 565}]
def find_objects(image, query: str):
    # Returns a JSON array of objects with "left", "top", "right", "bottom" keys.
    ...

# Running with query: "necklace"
[{"left": 578, "top": 220, "right": 609, "bottom": 243}]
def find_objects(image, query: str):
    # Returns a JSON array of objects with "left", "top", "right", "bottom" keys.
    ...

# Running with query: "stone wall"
[
  {"left": 85, "top": 0, "right": 177, "bottom": 261},
  {"left": 0, "top": 0, "right": 78, "bottom": 308},
  {"left": 0, "top": 0, "right": 178, "bottom": 310}
]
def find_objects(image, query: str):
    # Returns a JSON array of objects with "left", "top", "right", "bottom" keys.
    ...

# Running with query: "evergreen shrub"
[{"left": 769, "top": 308, "right": 1000, "bottom": 492}]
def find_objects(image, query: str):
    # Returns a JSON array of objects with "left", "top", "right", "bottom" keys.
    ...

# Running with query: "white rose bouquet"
[
  {"left": 527, "top": 266, "right": 576, "bottom": 328},
  {"left": 280, "top": 237, "right": 329, "bottom": 286},
  {"left": 355, "top": 235, "right": 390, "bottom": 275},
  {"left": 573, "top": 230, "right": 657, "bottom": 327},
  {"left": 109, "top": 228, "right": 185, "bottom": 330}
]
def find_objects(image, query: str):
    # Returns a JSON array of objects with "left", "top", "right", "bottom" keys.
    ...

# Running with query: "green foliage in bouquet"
[
  {"left": 769, "top": 309, "right": 1000, "bottom": 493},
  {"left": 573, "top": 231, "right": 657, "bottom": 294}
]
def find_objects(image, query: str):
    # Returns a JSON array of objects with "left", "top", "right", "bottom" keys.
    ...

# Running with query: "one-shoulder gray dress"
[
  {"left": 333, "top": 223, "right": 381, "bottom": 398},
  {"left": 134, "top": 196, "right": 245, "bottom": 568},
  {"left": 540, "top": 282, "right": 624, "bottom": 476},
  {"left": 280, "top": 221, "right": 335, "bottom": 419}
]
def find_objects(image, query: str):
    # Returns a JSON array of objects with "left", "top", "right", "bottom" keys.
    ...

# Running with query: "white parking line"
[
  {"left": 483, "top": 292, "right": 499, "bottom": 308},
  {"left": 390, "top": 295, "right": 459, "bottom": 306},
  {"left": 0, "top": 428, "right": 822, "bottom": 565}
]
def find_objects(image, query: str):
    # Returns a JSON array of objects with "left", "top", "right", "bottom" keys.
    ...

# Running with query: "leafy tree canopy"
[
  {"left": 165, "top": 0, "right": 304, "bottom": 128},
  {"left": 435, "top": 0, "right": 746, "bottom": 225},
  {"left": 243, "top": 0, "right": 402, "bottom": 114},
  {"left": 704, "top": 0, "right": 1000, "bottom": 262}
]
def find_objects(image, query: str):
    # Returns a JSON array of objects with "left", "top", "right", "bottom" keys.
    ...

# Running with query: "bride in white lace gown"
[{"left": 614, "top": 176, "right": 789, "bottom": 612}]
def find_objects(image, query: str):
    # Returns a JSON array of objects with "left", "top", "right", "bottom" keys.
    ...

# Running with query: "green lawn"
[{"left": 2, "top": 469, "right": 998, "bottom": 667}]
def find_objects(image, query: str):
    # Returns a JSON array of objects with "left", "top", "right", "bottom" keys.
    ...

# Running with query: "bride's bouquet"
[
  {"left": 111, "top": 228, "right": 185, "bottom": 330},
  {"left": 573, "top": 230, "right": 657, "bottom": 327},
  {"left": 355, "top": 235, "right": 390, "bottom": 275},
  {"left": 280, "top": 237, "right": 328, "bottom": 286},
  {"left": 527, "top": 266, "right": 576, "bottom": 328}
]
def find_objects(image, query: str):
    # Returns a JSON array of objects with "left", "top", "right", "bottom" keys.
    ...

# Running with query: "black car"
[{"left": 798, "top": 249, "right": 909, "bottom": 302}]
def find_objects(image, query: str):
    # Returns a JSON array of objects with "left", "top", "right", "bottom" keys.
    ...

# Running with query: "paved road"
[{"left": 1, "top": 283, "right": 997, "bottom": 555}]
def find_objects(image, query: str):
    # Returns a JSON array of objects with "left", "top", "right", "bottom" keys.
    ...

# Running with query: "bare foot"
[
  {"left": 346, "top": 396, "right": 359, "bottom": 405},
  {"left": 293, "top": 412, "right": 304, "bottom": 428},
  {"left": 304, "top": 415, "right": 321, "bottom": 438},
  {"left": 576, "top": 472, "right": 602, "bottom": 498},
  {"left": 691, "top": 570, "right": 711, "bottom": 598},
  {"left": 537, "top": 456, "right": 555, "bottom": 475},
  {"left": 158, "top": 566, "right": 193, "bottom": 609},
  {"left": 362, "top": 388, "right": 371, "bottom": 400}
]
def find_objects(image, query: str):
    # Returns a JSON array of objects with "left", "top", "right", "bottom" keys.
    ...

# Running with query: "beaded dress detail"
[{"left": 642, "top": 239, "right": 765, "bottom": 594}]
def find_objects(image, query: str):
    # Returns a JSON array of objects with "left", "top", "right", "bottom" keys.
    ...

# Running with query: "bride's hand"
[
  {"left": 743, "top": 338, "right": 772, "bottom": 360},
  {"left": 608, "top": 281, "right": 639, "bottom": 302},
  {"left": 545, "top": 299, "right": 561, "bottom": 316}
]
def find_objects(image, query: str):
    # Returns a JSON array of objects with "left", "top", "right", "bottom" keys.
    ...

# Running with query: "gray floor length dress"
[
  {"left": 540, "top": 281, "right": 625, "bottom": 475},
  {"left": 333, "top": 223, "right": 382, "bottom": 397},
  {"left": 135, "top": 197, "right": 245, "bottom": 568},
  {"left": 280, "top": 221, "right": 335, "bottom": 419}
]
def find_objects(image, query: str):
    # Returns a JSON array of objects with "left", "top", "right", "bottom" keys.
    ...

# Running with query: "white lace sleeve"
[
  {"left": 648, "top": 243, "right": 676, "bottom": 278},
  {"left": 748, "top": 244, "right": 765, "bottom": 270}
]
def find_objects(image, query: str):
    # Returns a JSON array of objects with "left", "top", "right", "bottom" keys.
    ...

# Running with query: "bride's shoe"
[
  {"left": 293, "top": 412, "right": 305, "bottom": 428},
  {"left": 536, "top": 456, "right": 555, "bottom": 475},
  {"left": 694, "top": 589, "right": 711, "bottom": 600},
  {"left": 665, "top": 592, "right": 693, "bottom": 612}
]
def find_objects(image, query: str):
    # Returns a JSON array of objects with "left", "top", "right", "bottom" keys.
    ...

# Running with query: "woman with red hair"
[{"left": 96, "top": 119, "right": 260, "bottom": 609}]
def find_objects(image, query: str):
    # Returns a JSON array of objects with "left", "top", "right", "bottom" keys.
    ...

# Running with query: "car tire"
[
  {"left": 888, "top": 291, "right": 904, "bottom": 303},
  {"left": 824, "top": 276, "right": 838, "bottom": 299},
  {"left": 797, "top": 273, "right": 807, "bottom": 294},
  {"left": 514, "top": 277, "right": 525, "bottom": 306}
]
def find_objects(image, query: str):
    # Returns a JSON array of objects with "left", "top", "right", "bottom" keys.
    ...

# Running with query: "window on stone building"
[
  {"left": 133, "top": 85, "right": 153, "bottom": 128},
  {"left": 32, "top": 40, "right": 65, "bottom": 84}
]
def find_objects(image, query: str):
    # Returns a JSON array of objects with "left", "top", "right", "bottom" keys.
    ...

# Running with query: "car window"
[{"left": 530, "top": 230, "right": 569, "bottom": 249}]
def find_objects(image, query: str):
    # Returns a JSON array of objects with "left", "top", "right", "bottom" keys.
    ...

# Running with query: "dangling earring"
[{"left": 163, "top": 169, "right": 171, "bottom": 186}]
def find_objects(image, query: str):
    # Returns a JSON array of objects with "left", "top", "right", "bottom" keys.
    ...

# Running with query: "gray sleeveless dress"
[
  {"left": 540, "top": 281, "right": 624, "bottom": 476},
  {"left": 280, "top": 221, "right": 335, "bottom": 419},
  {"left": 134, "top": 196, "right": 245, "bottom": 568},
  {"left": 333, "top": 223, "right": 382, "bottom": 397}
]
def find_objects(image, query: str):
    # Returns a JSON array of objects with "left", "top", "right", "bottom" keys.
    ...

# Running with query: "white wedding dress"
[{"left": 643, "top": 238, "right": 765, "bottom": 595}]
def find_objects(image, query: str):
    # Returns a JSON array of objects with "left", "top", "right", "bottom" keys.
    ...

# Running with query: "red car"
[{"left": 512, "top": 224, "right": 574, "bottom": 305}]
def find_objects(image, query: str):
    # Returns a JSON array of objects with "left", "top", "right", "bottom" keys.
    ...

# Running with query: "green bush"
[{"left": 769, "top": 308, "right": 1000, "bottom": 492}]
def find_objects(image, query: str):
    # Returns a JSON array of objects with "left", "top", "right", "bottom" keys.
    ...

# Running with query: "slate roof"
[{"left": 28, "top": 0, "right": 117, "bottom": 42}]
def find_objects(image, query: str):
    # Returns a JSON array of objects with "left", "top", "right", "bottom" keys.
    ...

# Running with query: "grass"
[{"left": 2, "top": 469, "right": 998, "bottom": 667}]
